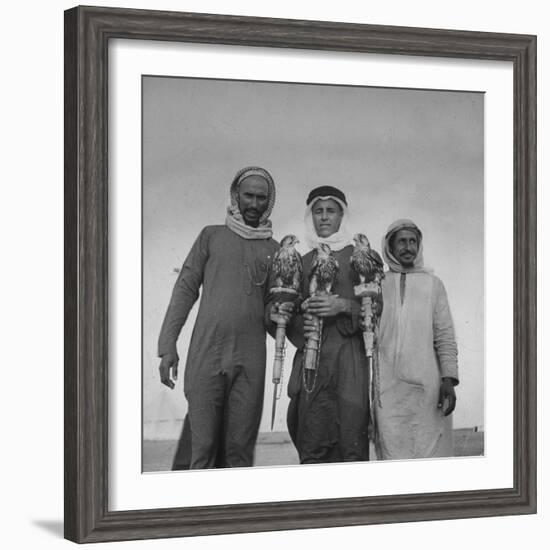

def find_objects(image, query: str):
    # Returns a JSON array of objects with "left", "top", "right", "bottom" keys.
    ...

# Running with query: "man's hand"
[
  {"left": 437, "top": 377, "right": 457, "bottom": 416},
  {"left": 359, "top": 296, "right": 383, "bottom": 331},
  {"left": 305, "top": 295, "right": 349, "bottom": 318},
  {"left": 159, "top": 353, "right": 179, "bottom": 390},
  {"left": 302, "top": 313, "right": 320, "bottom": 338},
  {"left": 269, "top": 301, "right": 295, "bottom": 324}
]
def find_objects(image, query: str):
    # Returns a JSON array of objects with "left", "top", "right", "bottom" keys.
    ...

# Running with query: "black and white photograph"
[
  {"left": 0, "top": 0, "right": 539, "bottom": 547},
  {"left": 142, "top": 75, "right": 484, "bottom": 472}
]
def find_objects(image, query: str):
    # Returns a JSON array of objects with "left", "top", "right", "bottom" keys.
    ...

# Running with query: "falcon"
[
  {"left": 350, "top": 233, "right": 385, "bottom": 285},
  {"left": 271, "top": 234, "right": 302, "bottom": 292},
  {"left": 309, "top": 243, "right": 339, "bottom": 296}
]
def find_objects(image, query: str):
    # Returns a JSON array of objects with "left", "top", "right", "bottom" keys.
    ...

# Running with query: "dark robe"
[
  {"left": 158, "top": 225, "right": 278, "bottom": 469},
  {"left": 283, "top": 245, "right": 370, "bottom": 463}
]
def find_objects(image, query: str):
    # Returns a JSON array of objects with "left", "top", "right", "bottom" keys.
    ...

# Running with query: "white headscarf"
[
  {"left": 304, "top": 195, "right": 353, "bottom": 251},
  {"left": 225, "top": 166, "right": 276, "bottom": 240},
  {"left": 382, "top": 219, "right": 432, "bottom": 273}
]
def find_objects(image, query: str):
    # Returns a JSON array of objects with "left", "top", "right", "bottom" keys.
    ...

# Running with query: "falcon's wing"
[
  {"left": 281, "top": 249, "right": 300, "bottom": 288},
  {"left": 292, "top": 250, "right": 303, "bottom": 292},
  {"left": 370, "top": 249, "right": 384, "bottom": 270},
  {"left": 350, "top": 250, "right": 365, "bottom": 282},
  {"left": 316, "top": 253, "right": 339, "bottom": 294},
  {"left": 308, "top": 251, "right": 320, "bottom": 295},
  {"left": 271, "top": 250, "right": 285, "bottom": 288}
]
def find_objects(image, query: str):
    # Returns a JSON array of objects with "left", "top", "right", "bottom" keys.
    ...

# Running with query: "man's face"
[
  {"left": 312, "top": 198, "right": 344, "bottom": 238},
  {"left": 391, "top": 229, "right": 419, "bottom": 267},
  {"left": 237, "top": 176, "right": 269, "bottom": 227}
]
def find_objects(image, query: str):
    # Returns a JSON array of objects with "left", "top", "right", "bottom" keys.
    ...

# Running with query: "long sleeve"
[
  {"left": 157, "top": 228, "right": 210, "bottom": 358},
  {"left": 432, "top": 277, "right": 459, "bottom": 383},
  {"left": 262, "top": 241, "right": 280, "bottom": 307},
  {"left": 263, "top": 250, "right": 280, "bottom": 340}
]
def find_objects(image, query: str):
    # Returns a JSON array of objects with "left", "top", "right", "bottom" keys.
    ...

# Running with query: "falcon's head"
[
  {"left": 316, "top": 242, "right": 333, "bottom": 259},
  {"left": 280, "top": 234, "right": 299, "bottom": 248},
  {"left": 353, "top": 233, "right": 371, "bottom": 251}
]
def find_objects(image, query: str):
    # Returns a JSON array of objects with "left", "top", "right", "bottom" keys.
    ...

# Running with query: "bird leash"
[{"left": 302, "top": 310, "right": 323, "bottom": 395}]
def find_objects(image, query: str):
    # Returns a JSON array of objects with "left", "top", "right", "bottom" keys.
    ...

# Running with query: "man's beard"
[{"left": 243, "top": 208, "right": 261, "bottom": 226}]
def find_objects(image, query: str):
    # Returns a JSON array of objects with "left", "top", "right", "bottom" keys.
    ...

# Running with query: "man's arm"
[
  {"left": 158, "top": 228, "right": 210, "bottom": 389},
  {"left": 305, "top": 295, "right": 364, "bottom": 337},
  {"left": 305, "top": 295, "right": 357, "bottom": 318},
  {"left": 433, "top": 277, "right": 459, "bottom": 415}
]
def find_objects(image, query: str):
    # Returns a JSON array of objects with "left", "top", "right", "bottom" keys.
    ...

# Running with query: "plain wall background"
[
  {"left": 0, "top": 1, "right": 547, "bottom": 549},
  {"left": 143, "top": 78, "right": 484, "bottom": 438}
]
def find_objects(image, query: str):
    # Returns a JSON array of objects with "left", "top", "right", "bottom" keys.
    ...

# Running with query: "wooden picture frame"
[{"left": 64, "top": 5, "right": 536, "bottom": 543}]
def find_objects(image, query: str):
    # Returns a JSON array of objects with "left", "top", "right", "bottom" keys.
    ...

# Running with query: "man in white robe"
[{"left": 375, "top": 219, "right": 459, "bottom": 460}]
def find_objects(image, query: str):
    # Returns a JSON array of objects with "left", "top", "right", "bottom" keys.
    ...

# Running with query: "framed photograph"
[{"left": 64, "top": 5, "right": 536, "bottom": 543}]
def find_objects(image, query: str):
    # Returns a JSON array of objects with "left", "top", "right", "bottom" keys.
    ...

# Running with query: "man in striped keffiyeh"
[{"left": 158, "top": 166, "right": 279, "bottom": 469}]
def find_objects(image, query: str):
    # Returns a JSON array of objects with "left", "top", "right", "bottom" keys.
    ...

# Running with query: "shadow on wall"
[{"left": 32, "top": 520, "right": 64, "bottom": 539}]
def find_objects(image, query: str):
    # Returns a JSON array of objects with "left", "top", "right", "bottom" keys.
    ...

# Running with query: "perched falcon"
[
  {"left": 350, "top": 233, "right": 385, "bottom": 285},
  {"left": 271, "top": 234, "right": 302, "bottom": 292},
  {"left": 309, "top": 243, "right": 339, "bottom": 296}
]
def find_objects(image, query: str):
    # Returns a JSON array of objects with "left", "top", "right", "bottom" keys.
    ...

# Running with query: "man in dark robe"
[
  {"left": 267, "top": 186, "right": 370, "bottom": 463},
  {"left": 158, "top": 167, "right": 279, "bottom": 469}
]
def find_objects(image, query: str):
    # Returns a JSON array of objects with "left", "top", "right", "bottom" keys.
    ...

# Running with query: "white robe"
[{"left": 375, "top": 271, "right": 458, "bottom": 460}]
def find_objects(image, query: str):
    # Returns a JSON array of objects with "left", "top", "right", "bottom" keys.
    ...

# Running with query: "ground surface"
[{"left": 143, "top": 428, "right": 484, "bottom": 472}]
